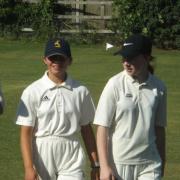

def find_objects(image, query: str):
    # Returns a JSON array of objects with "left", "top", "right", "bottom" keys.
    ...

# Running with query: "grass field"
[{"left": 0, "top": 39, "right": 179, "bottom": 179}]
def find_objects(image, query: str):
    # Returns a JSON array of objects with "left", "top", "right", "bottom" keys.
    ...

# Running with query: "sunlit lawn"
[{"left": 0, "top": 39, "right": 179, "bottom": 179}]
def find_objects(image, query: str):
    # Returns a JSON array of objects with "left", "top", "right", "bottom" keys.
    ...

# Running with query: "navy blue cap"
[
  {"left": 114, "top": 34, "right": 152, "bottom": 59},
  {"left": 44, "top": 38, "right": 71, "bottom": 59}
]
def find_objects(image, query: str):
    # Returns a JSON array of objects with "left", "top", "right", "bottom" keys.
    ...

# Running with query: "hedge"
[
  {"left": 0, "top": 0, "right": 180, "bottom": 49},
  {"left": 112, "top": 0, "right": 180, "bottom": 49}
]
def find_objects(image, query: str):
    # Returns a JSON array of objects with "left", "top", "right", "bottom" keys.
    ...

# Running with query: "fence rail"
[
  {"left": 57, "top": 15, "right": 112, "bottom": 20},
  {"left": 56, "top": 1, "right": 113, "bottom": 5},
  {"left": 59, "top": 29, "right": 113, "bottom": 33},
  {"left": 57, "top": 0, "right": 113, "bottom": 33},
  {"left": 22, "top": 0, "right": 114, "bottom": 34}
]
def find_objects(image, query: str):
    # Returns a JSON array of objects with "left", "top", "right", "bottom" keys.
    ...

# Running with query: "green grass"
[{"left": 0, "top": 39, "right": 180, "bottom": 179}]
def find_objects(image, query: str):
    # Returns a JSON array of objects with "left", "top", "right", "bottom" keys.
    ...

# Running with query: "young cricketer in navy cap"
[
  {"left": 16, "top": 38, "right": 100, "bottom": 180},
  {"left": 94, "top": 34, "right": 167, "bottom": 180}
]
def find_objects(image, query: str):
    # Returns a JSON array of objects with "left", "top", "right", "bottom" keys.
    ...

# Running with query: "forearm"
[
  {"left": 81, "top": 124, "right": 99, "bottom": 166},
  {"left": 96, "top": 126, "right": 109, "bottom": 168},
  {"left": 96, "top": 125, "right": 116, "bottom": 180},
  {"left": 155, "top": 126, "right": 166, "bottom": 176},
  {"left": 20, "top": 126, "right": 34, "bottom": 170}
]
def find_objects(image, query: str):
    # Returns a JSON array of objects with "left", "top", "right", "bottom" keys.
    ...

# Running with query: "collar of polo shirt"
[
  {"left": 42, "top": 71, "right": 72, "bottom": 90},
  {"left": 123, "top": 70, "right": 153, "bottom": 86}
]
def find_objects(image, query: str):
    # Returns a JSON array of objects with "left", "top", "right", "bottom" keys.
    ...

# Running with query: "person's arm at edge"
[
  {"left": 21, "top": 125, "right": 38, "bottom": 180},
  {"left": 155, "top": 126, "right": 166, "bottom": 177},
  {"left": 96, "top": 125, "right": 116, "bottom": 180},
  {"left": 0, "top": 88, "right": 4, "bottom": 115},
  {"left": 81, "top": 124, "right": 99, "bottom": 180},
  {"left": 0, "top": 104, "right": 3, "bottom": 115},
  {"left": 0, "top": 93, "right": 4, "bottom": 115}
]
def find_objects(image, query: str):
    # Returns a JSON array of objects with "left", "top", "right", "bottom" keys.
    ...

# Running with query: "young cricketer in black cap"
[
  {"left": 16, "top": 38, "right": 100, "bottom": 180},
  {"left": 94, "top": 34, "right": 166, "bottom": 180}
]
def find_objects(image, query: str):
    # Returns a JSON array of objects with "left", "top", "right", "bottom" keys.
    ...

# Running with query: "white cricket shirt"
[
  {"left": 0, "top": 85, "right": 4, "bottom": 109},
  {"left": 94, "top": 70, "right": 167, "bottom": 164},
  {"left": 16, "top": 72, "right": 95, "bottom": 137}
]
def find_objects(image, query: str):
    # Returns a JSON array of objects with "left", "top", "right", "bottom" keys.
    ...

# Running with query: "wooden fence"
[
  {"left": 22, "top": 0, "right": 113, "bottom": 33},
  {"left": 56, "top": 0, "right": 113, "bottom": 33}
]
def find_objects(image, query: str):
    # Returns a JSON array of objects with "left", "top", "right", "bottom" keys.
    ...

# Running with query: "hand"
[
  {"left": 91, "top": 168, "right": 100, "bottom": 180},
  {"left": 100, "top": 166, "right": 116, "bottom": 180},
  {"left": 161, "top": 160, "right": 166, "bottom": 177},
  {"left": 24, "top": 167, "right": 39, "bottom": 180}
]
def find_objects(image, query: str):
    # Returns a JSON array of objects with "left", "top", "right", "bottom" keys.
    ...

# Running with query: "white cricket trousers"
[
  {"left": 114, "top": 161, "right": 162, "bottom": 180},
  {"left": 32, "top": 136, "right": 86, "bottom": 180}
]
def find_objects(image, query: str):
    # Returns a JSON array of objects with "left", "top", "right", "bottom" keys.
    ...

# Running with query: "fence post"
[
  {"left": 100, "top": 2, "right": 105, "bottom": 29},
  {"left": 54, "top": 0, "right": 113, "bottom": 33},
  {"left": 76, "top": 0, "right": 80, "bottom": 30}
]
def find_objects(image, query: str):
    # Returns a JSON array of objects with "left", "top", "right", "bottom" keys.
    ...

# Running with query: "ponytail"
[
  {"left": 147, "top": 55, "right": 155, "bottom": 74},
  {"left": 148, "top": 64, "right": 154, "bottom": 74}
]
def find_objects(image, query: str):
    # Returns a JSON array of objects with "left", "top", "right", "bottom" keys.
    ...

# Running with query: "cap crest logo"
[{"left": 54, "top": 40, "right": 61, "bottom": 48}]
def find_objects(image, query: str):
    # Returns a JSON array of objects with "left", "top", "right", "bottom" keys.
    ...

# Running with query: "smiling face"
[
  {"left": 122, "top": 54, "right": 149, "bottom": 80},
  {"left": 44, "top": 55, "right": 72, "bottom": 82}
]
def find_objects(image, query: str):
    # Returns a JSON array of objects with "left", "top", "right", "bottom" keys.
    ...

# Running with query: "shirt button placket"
[
  {"left": 138, "top": 85, "right": 142, "bottom": 101},
  {"left": 57, "top": 88, "right": 62, "bottom": 112}
]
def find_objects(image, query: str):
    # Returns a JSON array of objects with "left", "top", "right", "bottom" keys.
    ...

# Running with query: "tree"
[{"left": 112, "top": 0, "right": 180, "bottom": 49}]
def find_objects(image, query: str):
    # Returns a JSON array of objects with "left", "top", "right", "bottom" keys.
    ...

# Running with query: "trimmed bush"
[
  {"left": 112, "top": 0, "right": 180, "bottom": 49},
  {"left": 0, "top": 0, "right": 179, "bottom": 48},
  {"left": 0, "top": 0, "right": 55, "bottom": 39}
]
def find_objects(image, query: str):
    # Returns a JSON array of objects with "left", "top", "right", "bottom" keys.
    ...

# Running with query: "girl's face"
[
  {"left": 44, "top": 55, "right": 71, "bottom": 78},
  {"left": 122, "top": 54, "right": 149, "bottom": 78}
]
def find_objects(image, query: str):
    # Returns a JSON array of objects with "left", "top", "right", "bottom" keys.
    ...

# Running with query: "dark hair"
[{"left": 147, "top": 55, "right": 154, "bottom": 74}]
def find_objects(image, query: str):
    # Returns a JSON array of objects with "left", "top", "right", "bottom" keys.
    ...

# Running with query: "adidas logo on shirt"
[{"left": 41, "top": 96, "right": 50, "bottom": 101}]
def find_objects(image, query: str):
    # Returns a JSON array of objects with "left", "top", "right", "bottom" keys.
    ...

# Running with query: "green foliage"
[
  {"left": 0, "top": 0, "right": 55, "bottom": 39},
  {"left": 112, "top": 0, "right": 180, "bottom": 49},
  {"left": 32, "top": 0, "right": 55, "bottom": 39},
  {"left": 0, "top": 0, "right": 17, "bottom": 37},
  {"left": 0, "top": 0, "right": 179, "bottom": 47}
]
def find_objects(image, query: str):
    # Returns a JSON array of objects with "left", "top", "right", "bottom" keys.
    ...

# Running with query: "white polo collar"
[
  {"left": 42, "top": 71, "right": 72, "bottom": 90},
  {"left": 124, "top": 70, "right": 153, "bottom": 86}
]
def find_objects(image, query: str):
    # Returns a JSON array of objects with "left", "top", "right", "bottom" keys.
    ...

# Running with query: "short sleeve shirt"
[
  {"left": 94, "top": 70, "right": 167, "bottom": 164},
  {"left": 16, "top": 72, "right": 95, "bottom": 137}
]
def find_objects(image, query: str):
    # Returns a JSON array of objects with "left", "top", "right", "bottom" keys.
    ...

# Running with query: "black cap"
[
  {"left": 114, "top": 34, "right": 152, "bottom": 59},
  {"left": 44, "top": 38, "right": 71, "bottom": 59}
]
